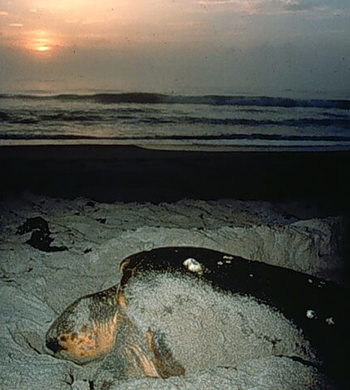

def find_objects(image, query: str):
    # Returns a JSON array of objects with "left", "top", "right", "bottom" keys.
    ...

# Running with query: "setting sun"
[
  {"left": 26, "top": 31, "right": 56, "bottom": 54},
  {"left": 36, "top": 46, "right": 51, "bottom": 52},
  {"left": 34, "top": 41, "right": 52, "bottom": 52}
]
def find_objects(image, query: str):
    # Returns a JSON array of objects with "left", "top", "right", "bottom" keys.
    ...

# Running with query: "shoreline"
[{"left": 1, "top": 139, "right": 350, "bottom": 153}]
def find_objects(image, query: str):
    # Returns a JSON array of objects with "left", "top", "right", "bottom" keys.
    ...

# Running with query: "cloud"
[
  {"left": 0, "top": 11, "right": 9, "bottom": 16},
  {"left": 198, "top": 0, "right": 234, "bottom": 4},
  {"left": 82, "top": 18, "right": 102, "bottom": 26},
  {"left": 9, "top": 23, "right": 24, "bottom": 28},
  {"left": 251, "top": 0, "right": 322, "bottom": 13},
  {"left": 197, "top": 0, "right": 327, "bottom": 14}
]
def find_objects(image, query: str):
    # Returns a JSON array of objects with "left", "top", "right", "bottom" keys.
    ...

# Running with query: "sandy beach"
[{"left": 0, "top": 145, "right": 349, "bottom": 389}]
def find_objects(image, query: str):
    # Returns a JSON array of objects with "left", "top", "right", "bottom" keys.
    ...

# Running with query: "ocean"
[{"left": 1, "top": 92, "right": 350, "bottom": 150}]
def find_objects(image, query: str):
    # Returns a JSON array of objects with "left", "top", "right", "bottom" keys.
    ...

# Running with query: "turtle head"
[{"left": 46, "top": 290, "right": 120, "bottom": 364}]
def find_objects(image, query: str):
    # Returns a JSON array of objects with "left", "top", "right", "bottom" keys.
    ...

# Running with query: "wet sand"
[{"left": 1, "top": 145, "right": 349, "bottom": 209}]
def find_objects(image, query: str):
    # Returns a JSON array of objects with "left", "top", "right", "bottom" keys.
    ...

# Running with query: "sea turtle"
[{"left": 45, "top": 247, "right": 346, "bottom": 383}]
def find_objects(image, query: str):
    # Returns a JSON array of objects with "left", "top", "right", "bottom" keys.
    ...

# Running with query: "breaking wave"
[
  {"left": 1, "top": 92, "right": 350, "bottom": 110},
  {"left": 1, "top": 111, "right": 349, "bottom": 129},
  {"left": 1, "top": 91, "right": 350, "bottom": 149},
  {"left": 1, "top": 133, "right": 350, "bottom": 142}
]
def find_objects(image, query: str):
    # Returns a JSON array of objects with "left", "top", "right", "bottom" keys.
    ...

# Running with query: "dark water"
[{"left": 1, "top": 92, "right": 350, "bottom": 149}]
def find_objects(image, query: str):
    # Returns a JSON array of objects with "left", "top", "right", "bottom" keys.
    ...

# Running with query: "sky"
[{"left": 0, "top": 0, "right": 350, "bottom": 96}]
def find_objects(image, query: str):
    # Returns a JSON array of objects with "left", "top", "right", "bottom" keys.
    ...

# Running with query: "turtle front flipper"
[
  {"left": 146, "top": 329, "right": 185, "bottom": 378},
  {"left": 46, "top": 286, "right": 120, "bottom": 364},
  {"left": 95, "top": 312, "right": 185, "bottom": 380}
]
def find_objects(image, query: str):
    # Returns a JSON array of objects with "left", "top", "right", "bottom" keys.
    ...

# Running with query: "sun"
[
  {"left": 26, "top": 31, "right": 57, "bottom": 54},
  {"left": 32, "top": 38, "right": 53, "bottom": 53},
  {"left": 36, "top": 45, "right": 52, "bottom": 52}
]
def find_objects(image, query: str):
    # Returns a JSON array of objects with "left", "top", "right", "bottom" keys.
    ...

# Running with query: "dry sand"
[{"left": 0, "top": 192, "right": 347, "bottom": 389}]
